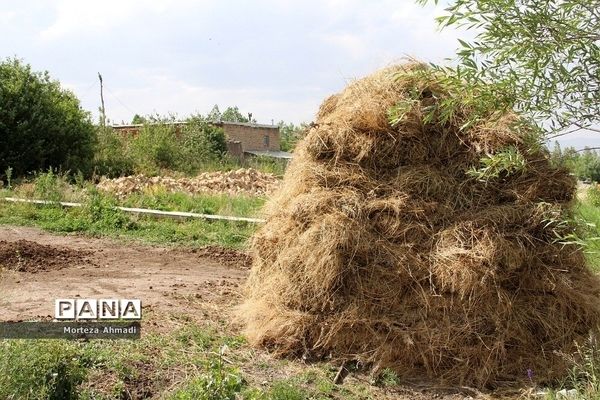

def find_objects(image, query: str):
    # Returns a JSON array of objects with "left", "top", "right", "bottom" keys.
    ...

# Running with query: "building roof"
[
  {"left": 111, "top": 120, "right": 279, "bottom": 130},
  {"left": 216, "top": 121, "right": 279, "bottom": 130},
  {"left": 244, "top": 150, "right": 293, "bottom": 159}
]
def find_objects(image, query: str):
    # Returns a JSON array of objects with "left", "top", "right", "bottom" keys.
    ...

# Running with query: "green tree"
[
  {"left": 0, "top": 58, "right": 96, "bottom": 178},
  {"left": 131, "top": 114, "right": 147, "bottom": 124},
  {"left": 278, "top": 121, "right": 308, "bottom": 152},
  {"left": 417, "top": 0, "right": 600, "bottom": 138},
  {"left": 220, "top": 106, "right": 255, "bottom": 123},
  {"left": 182, "top": 114, "right": 228, "bottom": 166},
  {"left": 207, "top": 105, "right": 221, "bottom": 121}
]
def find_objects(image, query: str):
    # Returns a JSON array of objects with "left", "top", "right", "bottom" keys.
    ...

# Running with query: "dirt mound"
[
  {"left": 240, "top": 63, "right": 600, "bottom": 387},
  {"left": 184, "top": 246, "right": 252, "bottom": 269},
  {"left": 0, "top": 240, "right": 92, "bottom": 273},
  {"left": 97, "top": 168, "right": 280, "bottom": 198}
]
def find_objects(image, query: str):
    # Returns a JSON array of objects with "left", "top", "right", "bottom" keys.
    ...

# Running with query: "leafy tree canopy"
[
  {"left": 417, "top": 0, "right": 600, "bottom": 138},
  {"left": 278, "top": 121, "right": 309, "bottom": 152},
  {"left": 131, "top": 114, "right": 147, "bottom": 124},
  {"left": 0, "top": 58, "right": 96, "bottom": 178},
  {"left": 209, "top": 105, "right": 256, "bottom": 123}
]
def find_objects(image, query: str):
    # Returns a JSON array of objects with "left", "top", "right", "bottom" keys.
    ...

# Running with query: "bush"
[
  {"left": 120, "top": 117, "right": 226, "bottom": 176},
  {"left": 0, "top": 58, "right": 96, "bottom": 179},
  {"left": 178, "top": 116, "right": 227, "bottom": 173},
  {"left": 129, "top": 123, "right": 180, "bottom": 175},
  {"left": 93, "top": 128, "right": 134, "bottom": 178}
]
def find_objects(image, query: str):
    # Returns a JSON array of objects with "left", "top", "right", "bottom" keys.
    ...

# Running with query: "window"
[{"left": 263, "top": 134, "right": 270, "bottom": 148}]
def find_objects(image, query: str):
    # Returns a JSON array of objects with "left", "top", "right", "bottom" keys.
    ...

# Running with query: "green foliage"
[
  {"left": 131, "top": 114, "right": 147, "bottom": 124},
  {"left": 374, "top": 368, "right": 402, "bottom": 387},
  {"left": 467, "top": 146, "right": 527, "bottom": 181},
  {"left": 120, "top": 189, "right": 264, "bottom": 217},
  {"left": 4, "top": 166, "right": 12, "bottom": 189},
  {"left": 0, "top": 195, "right": 257, "bottom": 248},
  {"left": 278, "top": 121, "right": 308, "bottom": 152},
  {"left": 264, "top": 382, "right": 309, "bottom": 400},
  {"left": 93, "top": 127, "right": 134, "bottom": 178},
  {"left": 0, "top": 340, "right": 87, "bottom": 400},
  {"left": 96, "top": 116, "right": 227, "bottom": 176},
  {"left": 84, "top": 189, "right": 133, "bottom": 230},
  {"left": 170, "top": 348, "right": 244, "bottom": 400},
  {"left": 0, "top": 58, "right": 96, "bottom": 178},
  {"left": 129, "top": 122, "right": 180, "bottom": 175},
  {"left": 417, "top": 0, "right": 600, "bottom": 137},
  {"left": 550, "top": 144, "right": 600, "bottom": 182},
  {"left": 574, "top": 201, "right": 600, "bottom": 272},
  {"left": 244, "top": 155, "right": 287, "bottom": 177},
  {"left": 589, "top": 186, "right": 600, "bottom": 208},
  {"left": 206, "top": 104, "right": 255, "bottom": 123},
  {"left": 221, "top": 106, "right": 253, "bottom": 123},
  {"left": 179, "top": 115, "right": 227, "bottom": 172},
  {"left": 92, "top": 108, "right": 295, "bottom": 177},
  {"left": 34, "top": 169, "right": 70, "bottom": 203}
]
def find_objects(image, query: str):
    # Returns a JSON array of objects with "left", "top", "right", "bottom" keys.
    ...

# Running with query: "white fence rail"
[{"left": 1, "top": 197, "right": 266, "bottom": 224}]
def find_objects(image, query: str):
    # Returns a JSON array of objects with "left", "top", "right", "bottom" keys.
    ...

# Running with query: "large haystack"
[{"left": 240, "top": 63, "right": 600, "bottom": 387}]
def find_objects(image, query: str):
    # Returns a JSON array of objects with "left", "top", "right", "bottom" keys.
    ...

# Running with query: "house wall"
[
  {"left": 226, "top": 140, "right": 244, "bottom": 160},
  {"left": 222, "top": 124, "right": 280, "bottom": 151}
]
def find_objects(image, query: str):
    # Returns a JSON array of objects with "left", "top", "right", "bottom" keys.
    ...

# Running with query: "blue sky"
[{"left": 1, "top": 0, "right": 597, "bottom": 149}]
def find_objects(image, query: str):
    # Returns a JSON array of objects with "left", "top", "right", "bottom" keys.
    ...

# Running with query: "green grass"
[
  {"left": 0, "top": 172, "right": 266, "bottom": 249},
  {"left": 119, "top": 189, "right": 265, "bottom": 217},
  {"left": 0, "top": 200, "right": 258, "bottom": 249},
  {"left": 574, "top": 201, "right": 600, "bottom": 272},
  {"left": 0, "top": 322, "right": 237, "bottom": 399},
  {"left": 0, "top": 171, "right": 266, "bottom": 249},
  {"left": 0, "top": 320, "right": 342, "bottom": 400}
]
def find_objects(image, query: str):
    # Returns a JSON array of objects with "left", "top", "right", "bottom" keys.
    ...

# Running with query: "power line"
[
  {"left": 103, "top": 84, "right": 138, "bottom": 117},
  {"left": 78, "top": 80, "right": 97, "bottom": 98}
]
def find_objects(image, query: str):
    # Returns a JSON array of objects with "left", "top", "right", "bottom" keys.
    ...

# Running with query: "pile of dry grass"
[{"left": 240, "top": 63, "right": 600, "bottom": 388}]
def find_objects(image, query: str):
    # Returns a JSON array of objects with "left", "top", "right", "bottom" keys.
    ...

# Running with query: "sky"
[{"left": 0, "top": 0, "right": 597, "bottom": 149}]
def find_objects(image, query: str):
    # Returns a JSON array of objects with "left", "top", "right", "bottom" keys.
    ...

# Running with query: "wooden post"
[{"left": 98, "top": 72, "right": 106, "bottom": 128}]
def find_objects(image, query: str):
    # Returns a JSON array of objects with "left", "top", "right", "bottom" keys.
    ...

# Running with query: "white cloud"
[
  {"left": 39, "top": 0, "right": 198, "bottom": 41},
  {"left": 0, "top": 10, "right": 16, "bottom": 24},
  {"left": 321, "top": 32, "right": 368, "bottom": 59},
  {"left": 83, "top": 70, "right": 323, "bottom": 125}
]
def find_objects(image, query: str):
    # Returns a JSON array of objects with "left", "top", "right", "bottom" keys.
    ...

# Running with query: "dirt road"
[{"left": 0, "top": 226, "right": 249, "bottom": 322}]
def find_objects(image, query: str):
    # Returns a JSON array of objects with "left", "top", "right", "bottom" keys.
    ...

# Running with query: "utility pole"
[{"left": 98, "top": 72, "right": 106, "bottom": 128}]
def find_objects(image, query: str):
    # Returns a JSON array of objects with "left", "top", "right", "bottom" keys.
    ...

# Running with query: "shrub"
[
  {"left": 33, "top": 169, "right": 70, "bottom": 203},
  {"left": 93, "top": 127, "right": 134, "bottom": 178},
  {"left": 119, "top": 117, "right": 227, "bottom": 176},
  {"left": 0, "top": 58, "right": 96, "bottom": 179},
  {"left": 178, "top": 116, "right": 227, "bottom": 173},
  {"left": 129, "top": 123, "right": 180, "bottom": 175}
]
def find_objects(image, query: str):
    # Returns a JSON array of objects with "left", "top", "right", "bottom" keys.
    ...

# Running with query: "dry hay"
[
  {"left": 97, "top": 168, "right": 280, "bottom": 198},
  {"left": 239, "top": 63, "right": 600, "bottom": 388}
]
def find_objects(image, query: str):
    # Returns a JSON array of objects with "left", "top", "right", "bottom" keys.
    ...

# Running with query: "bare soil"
[
  {"left": 0, "top": 225, "right": 247, "bottom": 322},
  {"left": 0, "top": 239, "right": 94, "bottom": 273}
]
